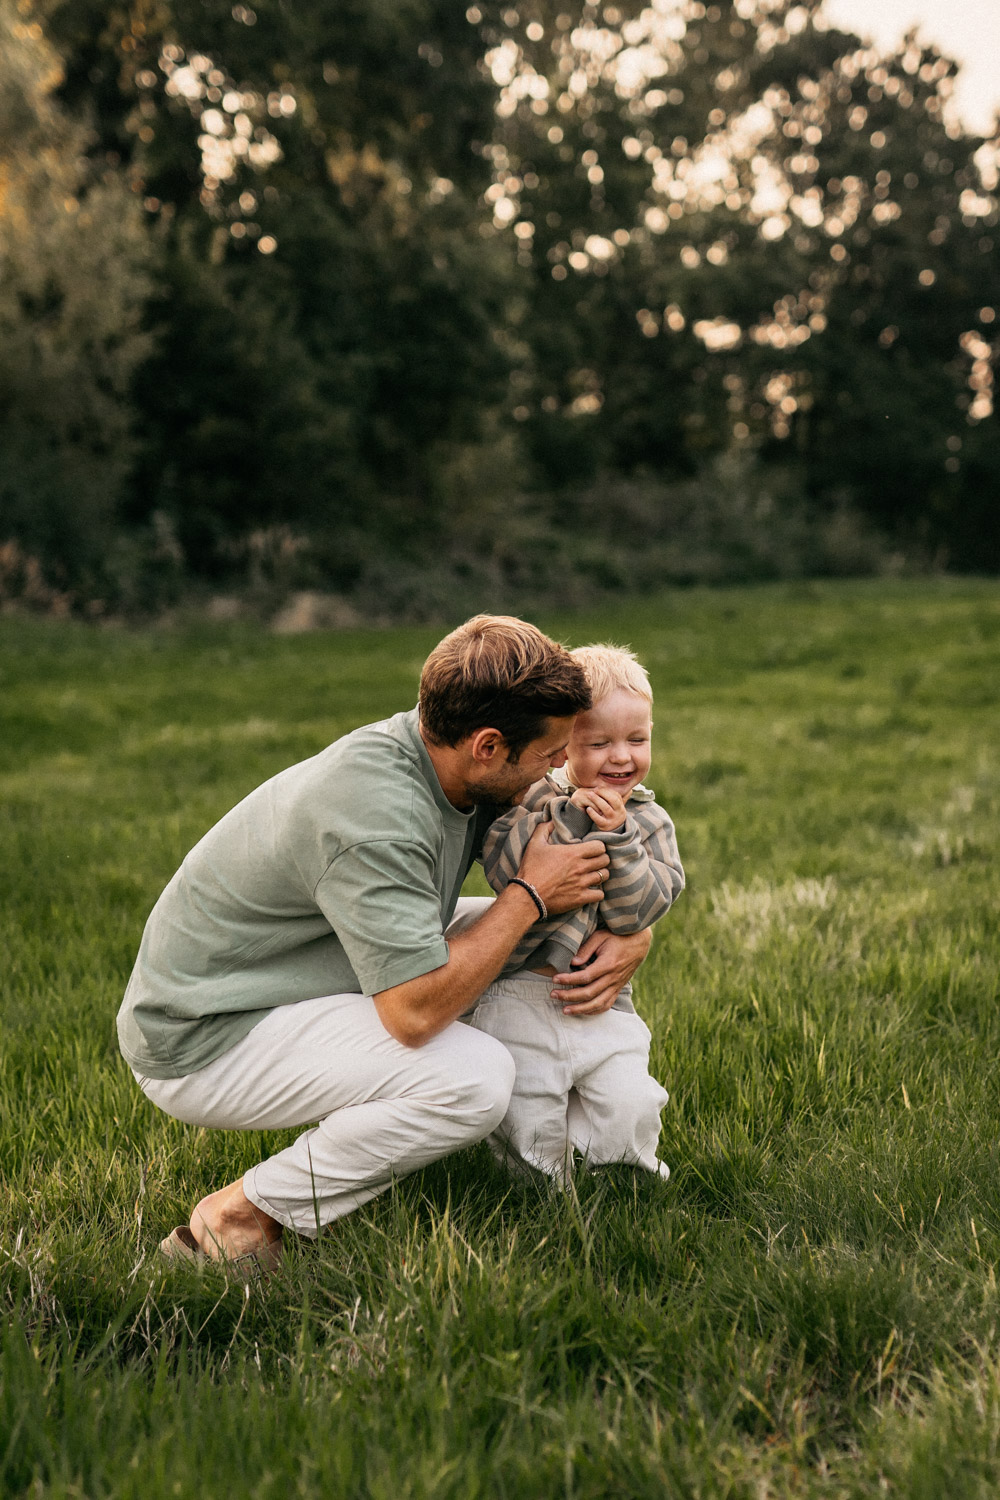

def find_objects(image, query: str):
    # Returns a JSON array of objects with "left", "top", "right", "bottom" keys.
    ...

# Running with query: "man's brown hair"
[{"left": 419, "top": 615, "right": 590, "bottom": 757}]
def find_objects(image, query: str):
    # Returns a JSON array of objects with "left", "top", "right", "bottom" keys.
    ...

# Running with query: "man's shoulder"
[
  {"left": 328, "top": 707, "right": 419, "bottom": 758},
  {"left": 283, "top": 707, "right": 455, "bottom": 858},
  {"left": 294, "top": 709, "right": 423, "bottom": 793}
]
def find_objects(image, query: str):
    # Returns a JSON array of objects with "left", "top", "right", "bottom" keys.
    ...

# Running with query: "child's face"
[{"left": 567, "top": 689, "right": 652, "bottom": 796}]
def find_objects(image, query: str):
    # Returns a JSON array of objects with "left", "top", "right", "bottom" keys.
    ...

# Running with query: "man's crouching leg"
[
  {"left": 244, "top": 1015, "right": 517, "bottom": 1239},
  {"left": 141, "top": 993, "right": 517, "bottom": 1257}
]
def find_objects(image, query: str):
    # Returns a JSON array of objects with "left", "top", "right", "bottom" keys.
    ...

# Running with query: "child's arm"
[
  {"left": 480, "top": 777, "right": 562, "bottom": 887},
  {"left": 536, "top": 792, "right": 682, "bottom": 934},
  {"left": 591, "top": 801, "right": 685, "bottom": 934},
  {"left": 480, "top": 782, "right": 604, "bottom": 974}
]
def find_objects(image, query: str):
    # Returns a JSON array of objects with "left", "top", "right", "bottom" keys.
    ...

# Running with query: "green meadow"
[{"left": 1, "top": 578, "right": 998, "bottom": 1498}]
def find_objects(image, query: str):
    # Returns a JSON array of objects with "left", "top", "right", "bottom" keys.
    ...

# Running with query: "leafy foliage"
[
  {"left": 1, "top": 0, "right": 998, "bottom": 604},
  {"left": 0, "top": 1, "right": 153, "bottom": 591}
]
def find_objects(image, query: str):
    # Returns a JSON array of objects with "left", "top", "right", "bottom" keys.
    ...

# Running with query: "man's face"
[{"left": 466, "top": 716, "right": 575, "bottom": 806}]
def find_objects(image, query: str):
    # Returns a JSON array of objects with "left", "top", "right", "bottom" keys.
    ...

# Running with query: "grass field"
[{"left": 1, "top": 578, "right": 999, "bottom": 1498}]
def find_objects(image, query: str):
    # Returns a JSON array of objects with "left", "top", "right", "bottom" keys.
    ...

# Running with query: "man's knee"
[
  {"left": 445, "top": 896, "right": 495, "bottom": 939},
  {"left": 454, "top": 1031, "right": 516, "bottom": 1137}
]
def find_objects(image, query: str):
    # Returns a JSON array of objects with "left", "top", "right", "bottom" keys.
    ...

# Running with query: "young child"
[{"left": 470, "top": 644, "right": 684, "bottom": 1183}]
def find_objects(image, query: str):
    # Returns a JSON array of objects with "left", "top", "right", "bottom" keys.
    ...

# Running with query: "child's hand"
[{"left": 570, "top": 786, "right": 627, "bottom": 832}]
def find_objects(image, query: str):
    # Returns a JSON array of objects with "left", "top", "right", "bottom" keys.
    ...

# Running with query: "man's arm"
[
  {"left": 373, "top": 825, "right": 610, "bottom": 1046},
  {"left": 550, "top": 926, "right": 653, "bottom": 1017}
]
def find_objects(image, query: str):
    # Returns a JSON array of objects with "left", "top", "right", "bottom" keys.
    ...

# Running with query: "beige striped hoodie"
[{"left": 481, "top": 770, "right": 684, "bottom": 976}]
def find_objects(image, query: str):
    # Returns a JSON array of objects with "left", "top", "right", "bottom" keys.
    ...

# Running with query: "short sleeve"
[{"left": 314, "top": 838, "right": 449, "bottom": 996}]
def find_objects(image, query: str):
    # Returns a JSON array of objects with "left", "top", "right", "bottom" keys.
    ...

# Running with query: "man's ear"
[{"left": 467, "top": 727, "right": 507, "bottom": 766}]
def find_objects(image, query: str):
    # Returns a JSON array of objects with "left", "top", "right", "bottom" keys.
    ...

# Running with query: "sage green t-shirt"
[{"left": 117, "top": 708, "right": 489, "bottom": 1080}]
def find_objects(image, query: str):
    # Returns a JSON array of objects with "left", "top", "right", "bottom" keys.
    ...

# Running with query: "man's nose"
[{"left": 550, "top": 749, "right": 568, "bottom": 768}]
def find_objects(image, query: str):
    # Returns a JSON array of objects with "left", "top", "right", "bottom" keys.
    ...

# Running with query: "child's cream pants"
[{"left": 468, "top": 969, "right": 670, "bottom": 1183}]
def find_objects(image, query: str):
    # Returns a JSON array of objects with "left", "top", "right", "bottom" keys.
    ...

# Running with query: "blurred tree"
[
  {"left": 40, "top": 0, "right": 516, "bottom": 574},
  {"left": 0, "top": 0, "right": 153, "bottom": 592},
  {"left": 736, "top": 9, "right": 1000, "bottom": 560},
  {"left": 4, "top": 0, "right": 997, "bottom": 597},
  {"left": 470, "top": 0, "right": 758, "bottom": 488},
  {"left": 468, "top": 0, "right": 998, "bottom": 560}
]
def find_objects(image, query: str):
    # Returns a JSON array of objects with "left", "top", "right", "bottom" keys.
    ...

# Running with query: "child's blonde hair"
[{"left": 570, "top": 643, "right": 653, "bottom": 706}]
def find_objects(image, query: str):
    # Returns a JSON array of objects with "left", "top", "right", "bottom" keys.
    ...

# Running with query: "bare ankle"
[{"left": 191, "top": 1180, "right": 282, "bottom": 1259}]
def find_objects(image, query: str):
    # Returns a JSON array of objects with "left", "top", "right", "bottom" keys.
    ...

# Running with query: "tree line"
[{"left": 1, "top": 0, "right": 997, "bottom": 616}]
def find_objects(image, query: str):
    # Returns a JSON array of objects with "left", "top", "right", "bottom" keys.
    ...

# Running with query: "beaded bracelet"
[{"left": 508, "top": 877, "right": 547, "bottom": 922}]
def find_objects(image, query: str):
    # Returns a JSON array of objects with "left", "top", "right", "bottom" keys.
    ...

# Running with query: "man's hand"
[
  {"left": 517, "top": 822, "right": 609, "bottom": 915},
  {"left": 569, "top": 786, "right": 628, "bottom": 832},
  {"left": 550, "top": 927, "right": 652, "bottom": 1015}
]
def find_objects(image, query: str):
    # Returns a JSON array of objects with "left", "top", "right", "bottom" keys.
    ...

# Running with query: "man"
[{"left": 119, "top": 615, "right": 652, "bottom": 1270}]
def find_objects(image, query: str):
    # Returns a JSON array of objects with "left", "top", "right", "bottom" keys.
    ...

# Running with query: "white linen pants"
[
  {"left": 469, "top": 969, "right": 670, "bottom": 1183},
  {"left": 136, "top": 899, "right": 515, "bottom": 1237}
]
